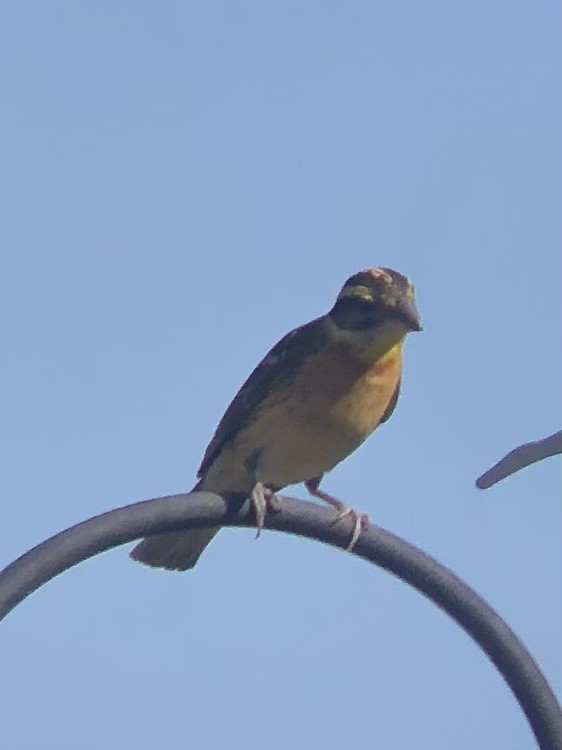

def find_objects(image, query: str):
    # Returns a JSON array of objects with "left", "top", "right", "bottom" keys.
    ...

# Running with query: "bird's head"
[{"left": 329, "top": 267, "right": 422, "bottom": 337}]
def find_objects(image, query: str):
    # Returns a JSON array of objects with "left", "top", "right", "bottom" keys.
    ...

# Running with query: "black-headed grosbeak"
[{"left": 131, "top": 267, "right": 422, "bottom": 571}]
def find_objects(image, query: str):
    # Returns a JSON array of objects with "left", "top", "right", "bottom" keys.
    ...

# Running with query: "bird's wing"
[
  {"left": 197, "top": 316, "right": 326, "bottom": 479},
  {"left": 379, "top": 377, "right": 401, "bottom": 424}
]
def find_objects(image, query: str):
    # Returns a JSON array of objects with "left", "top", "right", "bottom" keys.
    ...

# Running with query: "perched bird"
[{"left": 131, "top": 267, "right": 422, "bottom": 571}]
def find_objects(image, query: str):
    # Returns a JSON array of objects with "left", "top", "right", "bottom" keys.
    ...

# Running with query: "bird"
[{"left": 130, "top": 267, "right": 422, "bottom": 571}]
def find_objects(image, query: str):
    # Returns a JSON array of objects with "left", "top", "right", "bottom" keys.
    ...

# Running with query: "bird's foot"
[
  {"left": 332, "top": 504, "right": 370, "bottom": 551},
  {"left": 305, "top": 480, "right": 369, "bottom": 551},
  {"left": 250, "top": 482, "right": 280, "bottom": 539}
]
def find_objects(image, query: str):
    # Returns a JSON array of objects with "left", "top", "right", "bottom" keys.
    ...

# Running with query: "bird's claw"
[
  {"left": 332, "top": 505, "right": 370, "bottom": 551},
  {"left": 304, "top": 481, "right": 369, "bottom": 552},
  {"left": 250, "top": 482, "right": 279, "bottom": 539}
]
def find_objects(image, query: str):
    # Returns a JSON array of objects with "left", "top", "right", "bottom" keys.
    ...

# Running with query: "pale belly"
[{"left": 254, "top": 412, "right": 366, "bottom": 488}]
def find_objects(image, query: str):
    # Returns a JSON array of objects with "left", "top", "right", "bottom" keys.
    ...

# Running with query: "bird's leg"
[
  {"left": 305, "top": 478, "right": 369, "bottom": 552},
  {"left": 250, "top": 482, "right": 280, "bottom": 539}
]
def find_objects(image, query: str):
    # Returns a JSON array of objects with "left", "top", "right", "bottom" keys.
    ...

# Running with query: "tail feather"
[
  {"left": 130, "top": 480, "right": 219, "bottom": 572},
  {"left": 130, "top": 526, "right": 219, "bottom": 571}
]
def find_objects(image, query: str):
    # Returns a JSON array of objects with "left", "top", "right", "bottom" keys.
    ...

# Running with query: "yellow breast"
[{"left": 294, "top": 341, "right": 403, "bottom": 440}]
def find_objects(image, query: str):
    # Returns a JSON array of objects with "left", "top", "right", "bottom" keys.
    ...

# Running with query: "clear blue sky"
[{"left": 1, "top": 3, "right": 561, "bottom": 748}]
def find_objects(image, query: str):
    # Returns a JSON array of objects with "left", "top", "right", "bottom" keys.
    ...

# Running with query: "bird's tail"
[{"left": 129, "top": 481, "right": 219, "bottom": 572}]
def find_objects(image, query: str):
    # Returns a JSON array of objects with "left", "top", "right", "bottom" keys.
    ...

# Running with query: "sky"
[{"left": 1, "top": 2, "right": 561, "bottom": 748}]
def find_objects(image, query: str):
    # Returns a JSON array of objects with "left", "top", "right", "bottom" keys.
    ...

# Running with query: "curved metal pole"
[
  {"left": 476, "top": 428, "right": 562, "bottom": 489},
  {"left": 0, "top": 491, "right": 560, "bottom": 749}
]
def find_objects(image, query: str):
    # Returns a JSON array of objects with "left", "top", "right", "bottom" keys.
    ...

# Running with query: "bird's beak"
[{"left": 397, "top": 296, "right": 423, "bottom": 332}]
